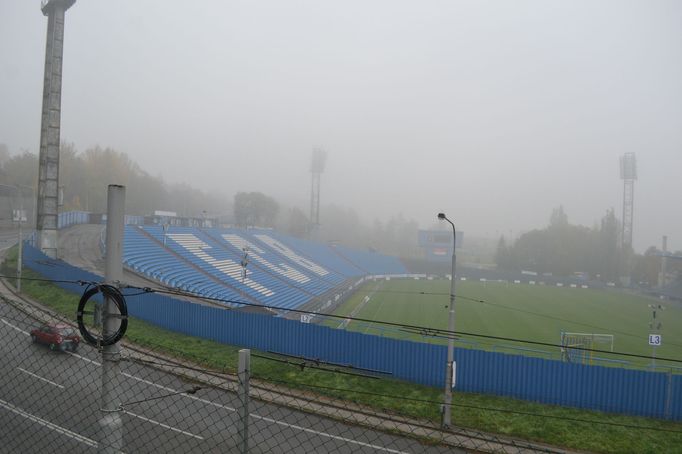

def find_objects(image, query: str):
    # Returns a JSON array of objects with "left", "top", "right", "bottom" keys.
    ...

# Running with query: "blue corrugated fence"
[{"left": 21, "top": 243, "right": 679, "bottom": 421}]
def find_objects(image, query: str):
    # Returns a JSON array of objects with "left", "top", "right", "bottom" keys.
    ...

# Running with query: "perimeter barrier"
[{"left": 21, "top": 243, "right": 681, "bottom": 422}]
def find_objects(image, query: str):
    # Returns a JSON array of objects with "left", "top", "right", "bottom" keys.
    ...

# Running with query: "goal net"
[{"left": 560, "top": 332, "right": 614, "bottom": 365}]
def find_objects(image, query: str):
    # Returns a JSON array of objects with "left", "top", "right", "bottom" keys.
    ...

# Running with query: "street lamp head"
[{"left": 437, "top": 213, "right": 446, "bottom": 220}]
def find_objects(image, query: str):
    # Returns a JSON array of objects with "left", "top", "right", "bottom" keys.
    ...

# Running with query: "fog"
[{"left": 1, "top": 0, "right": 681, "bottom": 252}]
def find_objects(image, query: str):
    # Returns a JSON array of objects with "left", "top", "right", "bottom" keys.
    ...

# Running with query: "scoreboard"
[{"left": 418, "top": 230, "right": 463, "bottom": 262}]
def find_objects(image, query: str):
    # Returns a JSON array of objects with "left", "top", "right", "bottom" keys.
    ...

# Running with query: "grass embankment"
[{"left": 2, "top": 250, "right": 681, "bottom": 454}]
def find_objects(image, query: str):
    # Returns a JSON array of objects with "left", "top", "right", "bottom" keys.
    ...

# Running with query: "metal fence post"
[
  {"left": 665, "top": 369, "right": 673, "bottom": 420},
  {"left": 16, "top": 220, "right": 22, "bottom": 292},
  {"left": 238, "top": 348, "right": 251, "bottom": 454}
]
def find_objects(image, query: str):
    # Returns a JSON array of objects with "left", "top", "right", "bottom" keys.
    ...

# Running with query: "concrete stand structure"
[{"left": 36, "top": 0, "right": 76, "bottom": 258}]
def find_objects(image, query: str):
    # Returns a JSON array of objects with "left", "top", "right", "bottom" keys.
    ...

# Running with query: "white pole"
[{"left": 99, "top": 184, "right": 125, "bottom": 453}]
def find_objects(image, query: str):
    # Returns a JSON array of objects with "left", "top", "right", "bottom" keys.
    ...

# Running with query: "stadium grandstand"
[{"left": 123, "top": 224, "right": 408, "bottom": 313}]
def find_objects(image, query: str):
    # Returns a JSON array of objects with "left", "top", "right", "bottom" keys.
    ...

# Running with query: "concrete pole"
[
  {"left": 443, "top": 243, "right": 457, "bottom": 428},
  {"left": 238, "top": 349, "right": 251, "bottom": 454},
  {"left": 99, "top": 185, "right": 125, "bottom": 453},
  {"left": 438, "top": 214, "right": 457, "bottom": 429},
  {"left": 36, "top": 0, "right": 76, "bottom": 258}
]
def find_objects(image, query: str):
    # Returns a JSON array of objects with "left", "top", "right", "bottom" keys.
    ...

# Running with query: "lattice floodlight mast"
[
  {"left": 36, "top": 0, "right": 76, "bottom": 258},
  {"left": 309, "top": 148, "right": 326, "bottom": 232},
  {"left": 619, "top": 152, "right": 637, "bottom": 249}
]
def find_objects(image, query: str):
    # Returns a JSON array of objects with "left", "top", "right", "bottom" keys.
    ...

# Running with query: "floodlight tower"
[
  {"left": 36, "top": 0, "right": 76, "bottom": 258},
  {"left": 309, "top": 148, "right": 327, "bottom": 234},
  {"left": 619, "top": 153, "right": 637, "bottom": 250},
  {"left": 659, "top": 235, "right": 668, "bottom": 288}
]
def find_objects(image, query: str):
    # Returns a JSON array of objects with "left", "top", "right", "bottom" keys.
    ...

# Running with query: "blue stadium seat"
[{"left": 123, "top": 225, "right": 408, "bottom": 311}]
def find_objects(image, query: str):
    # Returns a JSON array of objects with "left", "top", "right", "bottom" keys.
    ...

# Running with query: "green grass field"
[
  {"left": 324, "top": 278, "right": 682, "bottom": 369},
  {"left": 4, "top": 248, "right": 682, "bottom": 454}
]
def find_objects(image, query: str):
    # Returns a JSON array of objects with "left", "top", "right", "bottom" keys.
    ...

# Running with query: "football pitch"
[{"left": 323, "top": 278, "right": 682, "bottom": 369}]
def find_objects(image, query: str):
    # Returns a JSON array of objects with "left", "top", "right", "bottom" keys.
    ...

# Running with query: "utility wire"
[
  {"left": 3, "top": 274, "right": 677, "bottom": 436},
  {"left": 124, "top": 356, "right": 237, "bottom": 380},
  {"left": 4, "top": 293, "right": 677, "bottom": 437},
  {"left": 126, "top": 339, "right": 678, "bottom": 436},
  {"left": 0, "top": 271, "right": 652, "bottom": 344},
  {"left": 127, "top": 284, "right": 682, "bottom": 365},
  {"left": 123, "top": 342, "right": 237, "bottom": 374},
  {"left": 3, "top": 272, "right": 679, "bottom": 363},
  {"left": 251, "top": 353, "right": 381, "bottom": 379},
  {"left": 466, "top": 297, "right": 682, "bottom": 349},
  {"left": 361, "top": 289, "right": 483, "bottom": 301},
  {"left": 253, "top": 378, "right": 682, "bottom": 434},
  {"left": 120, "top": 386, "right": 202, "bottom": 408},
  {"left": 344, "top": 280, "right": 675, "bottom": 348},
  {"left": 265, "top": 351, "right": 391, "bottom": 375},
  {"left": 0, "top": 273, "right": 94, "bottom": 286},
  {"left": 247, "top": 382, "right": 565, "bottom": 454}
]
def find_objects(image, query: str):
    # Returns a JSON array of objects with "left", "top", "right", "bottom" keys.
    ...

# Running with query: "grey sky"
[{"left": 1, "top": 0, "right": 681, "bottom": 252}]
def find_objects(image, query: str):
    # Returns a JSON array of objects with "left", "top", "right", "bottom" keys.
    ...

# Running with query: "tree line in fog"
[
  {"left": 496, "top": 206, "right": 681, "bottom": 286},
  {"left": 0, "top": 143, "right": 227, "bottom": 219},
  {"left": 1, "top": 143, "right": 677, "bottom": 280},
  {"left": 0, "top": 143, "right": 420, "bottom": 258}
]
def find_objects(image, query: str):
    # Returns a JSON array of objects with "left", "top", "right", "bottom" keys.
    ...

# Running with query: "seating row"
[{"left": 123, "top": 225, "right": 407, "bottom": 311}]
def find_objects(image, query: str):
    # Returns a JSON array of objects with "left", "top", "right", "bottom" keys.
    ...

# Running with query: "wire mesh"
[{"left": 0, "top": 287, "right": 578, "bottom": 454}]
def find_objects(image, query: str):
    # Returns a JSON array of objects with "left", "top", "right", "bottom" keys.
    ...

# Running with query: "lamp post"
[{"left": 438, "top": 212, "right": 457, "bottom": 428}]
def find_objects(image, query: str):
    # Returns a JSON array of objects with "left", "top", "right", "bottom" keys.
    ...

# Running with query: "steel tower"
[
  {"left": 309, "top": 148, "right": 326, "bottom": 233},
  {"left": 619, "top": 152, "right": 636, "bottom": 249}
]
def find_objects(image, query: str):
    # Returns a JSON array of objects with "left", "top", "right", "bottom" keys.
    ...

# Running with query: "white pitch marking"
[
  {"left": 0, "top": 398, "right": 98, "bottom": 448},
  {"left": 1, "top": 318, "right": 29, "bottom": 335},
  {"left": 17, "top": 367, "right": 65, "bottom": 389},
  {"left": 123, "top": 410, "right": 204, "bottom": 440},
  {"left": 123, "top": 374, "right": 408, "bottom": 453}
]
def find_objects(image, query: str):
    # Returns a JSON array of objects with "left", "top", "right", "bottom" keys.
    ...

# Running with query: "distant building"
[{"left": 417, "top": 229, "right": 463, "bottom": 262}]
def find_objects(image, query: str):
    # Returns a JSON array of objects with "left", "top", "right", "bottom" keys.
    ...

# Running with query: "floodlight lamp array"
[{"left": 620, "top": 152, "right": 637, "bottom": 180}]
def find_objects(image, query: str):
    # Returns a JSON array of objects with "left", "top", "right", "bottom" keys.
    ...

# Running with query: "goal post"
[{"left": 560, "top": 332, "right": 614, "bottom": 365}]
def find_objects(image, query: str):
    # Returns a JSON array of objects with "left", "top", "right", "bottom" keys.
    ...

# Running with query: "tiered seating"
[
  {"left": 141, "top": 226, "right": 311, "bottom": 310},
  {"left": 123, "top": 225, "right": 409, "bottom": 311},
  {"left": 123, "top": 226, "right": 245, "bottom": 306},
  {"left": 256, "top": 230, "right": 407, "bottom": 276},
  {"left": 205, "top": 228, "right": 336, "bottom": 297},
  {"left": 250, "top": 230, "right": 365, "bottom": 278}
]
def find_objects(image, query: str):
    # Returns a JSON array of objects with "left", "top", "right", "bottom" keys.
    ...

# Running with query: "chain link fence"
[{"left": 0, "top": 279, "right": 574, "bottom": 454}]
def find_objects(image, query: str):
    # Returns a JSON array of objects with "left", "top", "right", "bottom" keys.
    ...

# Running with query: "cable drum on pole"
[{"left": 76, "top": 284, "right": 128, "bottom": 346}]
